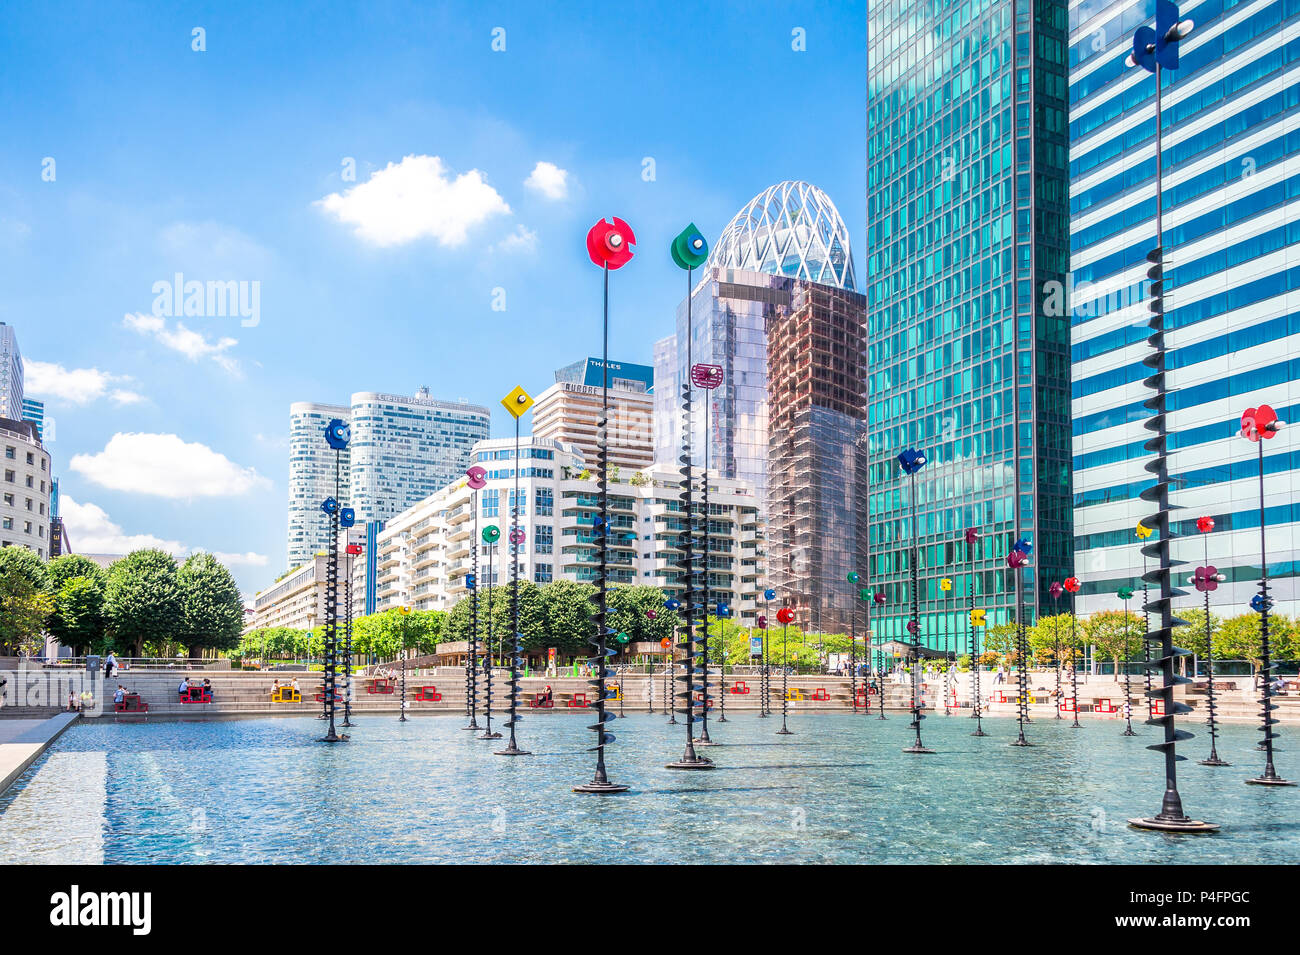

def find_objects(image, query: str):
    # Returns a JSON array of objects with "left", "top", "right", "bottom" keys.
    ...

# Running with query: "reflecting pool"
[{"left": 0, "top": 713, "right": 1295, "bottom": 864}]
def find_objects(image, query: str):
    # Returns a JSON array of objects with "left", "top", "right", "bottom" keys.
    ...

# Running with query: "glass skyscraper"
[
  {"left": 655, "top": 181, "right": 867, "bottom": 631},
  {"left": 866, "top": 0, "right": 1073, "bottom": 644},
  {"left": 1070, "top": 0, "right": 1300, "bottom": 619}
]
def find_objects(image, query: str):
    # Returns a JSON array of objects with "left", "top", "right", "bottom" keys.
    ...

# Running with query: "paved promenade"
[{"left": 0, "top": 712, "right": 79, "bottom": 798}]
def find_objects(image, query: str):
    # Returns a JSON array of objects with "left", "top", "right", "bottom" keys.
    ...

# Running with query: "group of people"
[{"left": 177, "top": 677, "right": 214, "bottom": 701}]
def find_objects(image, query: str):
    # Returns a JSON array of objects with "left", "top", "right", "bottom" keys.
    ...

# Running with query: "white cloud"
[
  {"left": 495, "top": 224, "right": 538, "bottom": 254},
  {"left": 59, "top": 497, "right": 186, "bottom": 556},
  {"left": 523, "top": 161, "right": 569, "bottom": 200},
  {"left": 70, "top": 433, "right": 272, "bottom": 500},
  {"left": 60, "top": 497, "right": 268, "bottom": 568},
  {"left": 23, "top": 360, "right": 144, "bottom": 406},
  {"left": 122, "top": 312, "right": 240, "bottom": 375},
  {"left": 315, "top": 154, "right": 511, "bottom": 247},
  {"left": 212, "top": 551, "right": 270, "bottom": 567}
]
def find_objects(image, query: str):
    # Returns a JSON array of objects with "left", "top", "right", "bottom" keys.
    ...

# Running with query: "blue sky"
[{"left": 0, "top": 0, "right": 866, "bottom": 594}]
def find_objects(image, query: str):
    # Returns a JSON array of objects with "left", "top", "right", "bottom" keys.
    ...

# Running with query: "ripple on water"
[{"left": 0, "top": 714, "right": 1296, "bottom": 864}]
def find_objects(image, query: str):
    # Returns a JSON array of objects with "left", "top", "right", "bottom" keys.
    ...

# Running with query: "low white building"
[
  {"left": 375, "top": 436, "right": 767, "bottom": 620},
  {"left": 1, "top": 417, "right": 52, "bottom": 558}
]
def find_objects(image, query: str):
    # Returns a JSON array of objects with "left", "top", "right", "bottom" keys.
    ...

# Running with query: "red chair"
[
  {"left": 1059, "top": 699, "right": 1077, "bottom": 713},
  {"left": 1094, "top": 698, "right": 1118, "bottom": 713},
  {"left": 530, "top": 694, "right": 555, "bottom": 708},
  {"left": 414, "top": 686, "right": 442, "bottom": 702},
  {"left": 566, "top": 693, "right": 588, "bottom": 708},
  {"left": 179, "top": 686, "right": 211, "bottom": 703},
  {"left": 729, "top": 681, "right": 751, "bottom": 695},
  {"left": 693, "top": 690, "right": 714, "bottom": 711},
  {"left": 1151, "top": 699, "right": 1165, "bottom": 716},
  {"left": 811, "top": 688, "right": 830, "bottom": 701},
  {"left": 114, "top": 693, "right": 148, "bottom": 713},
  {"left": 366, "top": 678, "right": 395, "bottom": 695}
]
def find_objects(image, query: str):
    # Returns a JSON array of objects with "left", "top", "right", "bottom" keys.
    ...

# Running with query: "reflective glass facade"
[
  {"left": 1070, "top": 0, "right": 1300, "bottom": 618},
  {"left": 866, "top": 0, "right": 1073, "bottom": 644}
]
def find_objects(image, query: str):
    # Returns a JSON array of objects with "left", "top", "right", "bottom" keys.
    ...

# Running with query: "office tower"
[
  {"left": 286, "top": 390, "right": 490, "bottom": 571},
  {"left": 534, "top": 358, "right": 655, "bottom": 471},
  {"left": 1070, "top": 0, "right": 1300, "bottom": 618},
  {"left": 1, "top": 416, "right": 52, "bottom": 558},
  {"left": 348, "top": 388, "right": 490, "bottom": 525},
  {"left": 865, "top": 0, "right": 1073, "bottom": 644},
  {"left": 654, "top": 180, "right": 865, "bottom": 630},
  {"left": 21, "top": 398, "right": 44, "bottom": 440},
  {"left": 767, "top": 281, "right": 868, "bottom": 632},
  {"left": 0, "top": 323, "right": 22, "bottom": 419},
  {"left": 373, "top": 436, "right": 765, "bottom": 621},
  {"left": 286, "top": 401, "right": 352, "bottom": 568}
]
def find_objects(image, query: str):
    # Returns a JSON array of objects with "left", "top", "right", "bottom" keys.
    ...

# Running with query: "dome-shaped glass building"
[{"left": 710, "top": 180, "right": 856, "bottom": 291}]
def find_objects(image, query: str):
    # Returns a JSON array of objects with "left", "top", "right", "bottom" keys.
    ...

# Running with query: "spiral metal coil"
[
  {"left": 968, "top": 550, "right": 984, "bottom": 735},
  {"left": 582, "top": 406, "right": 619, "bottom": 778},
  {"left": 1138, "top": 310, "right": 1196, "bottom": 791},
  {"left": 479, "top": 548, "right": 500, "bottom": 740},
  {"left": 668, "top": 379, "right": 711, "bottom": 767},
  {"left": 465, "top": 502, "right": 480, "bottom": 729},
  {"left": 1198, "top": 574, "right": 1226, "bottom": 765}
]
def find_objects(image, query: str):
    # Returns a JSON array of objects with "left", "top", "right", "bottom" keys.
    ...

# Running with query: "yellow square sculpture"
[{"left": 502, "top": 385, "right": 534, "bottom": 419}]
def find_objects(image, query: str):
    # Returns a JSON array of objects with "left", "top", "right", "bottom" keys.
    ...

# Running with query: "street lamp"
[
  {"left": 1240, "top": 404, "right": 1293, "bottom": 787},
  {"left": 898, "top": 447, "right": 932, "bottom": 754}
]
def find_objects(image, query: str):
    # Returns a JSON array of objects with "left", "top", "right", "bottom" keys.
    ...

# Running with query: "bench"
[
  {"left": 271, "top": 687, "right": 302, "bottom": 703},
  {"left": 1093, "top": 698, "right": 1118, "bottom": 714},
  {"left": 365, "top": 678, "right": 395, "bottom": 695},
  {"left": 566, "top": 693, "right": 589, "bottom": 708},
  {"left": 810, "top": 688, "right": 830, "bottom": 701},
  {"left": 785, "top": 688, "right": 806, "bottom": 702},
  {"left": 728, "top": 681, "right": 751, "bottom": 695},
  {"left": 413, "top": 686, "right": 442, "bottom": 702},
  {"left": 179, "top": 686, "right": 211, "bottom": 703},
  {"left": 315, "top": 691, "right": 345, "bottom": 703},
  {"left": 114, "top": 693, "right": 148, "bottom": 713},
  {"left": 530, "top": 694, "right": 555, "bottom": 708}
]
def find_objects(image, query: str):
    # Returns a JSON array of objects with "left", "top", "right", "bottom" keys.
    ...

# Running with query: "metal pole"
[
  {"left": 1247, "top": 436, "right": 1291, "bottom": 785},
  {"left": 777, "top": 620, "right": 792, "bottom": 735},
  {"left": 1198, "top": 530, "right": 1227, "bottom": 766},
  {"left": 904, "top": 470, "right": 930, "bottom": 752},
  {"left": 479, "top": 542, "right": 500, "bottom": 740},
  {"left": 464, "top": 491, "right": 480, "bottom": 730}
]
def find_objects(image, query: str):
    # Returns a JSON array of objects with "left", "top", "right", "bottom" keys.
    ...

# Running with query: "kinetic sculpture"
[
  {"left": 692, "top": 360, "right": 724, "bottom": 744},
  {"left": 1126, "top": 0, "right": 1216, "bottom": 832},
  {"left": 940, "top": 577, "right": 953, "bottom": 715},
  {"left": 463, "top": 466, "right": 487, "bottom": 730},
  {"left": 1049, "top": 581, "right": 1064, "bottom": 719},
  {"left": 848, "top": 572, "right": 861, "bottom": 712},
  {"left": 667, "top": 222, "right": 714, "bottom": 771},
  {"left": 341, "top": 507, "right": 357, "bottom": 728},
  {"left": 1118, "top": 587, "right": 1138, "bottom": 737},
  {"left": 1136, "top": 521, "right": 1155, "bottom": 720},
  {"left": 498, "top": 385, "right": 533, "bottom": 759},
  {"left": 898, "top": 447, "right": 932, "bottom": 754},
  {"left": 317, "top": 418, "right": 350, "bottom": 743},
  {"left": 760, "top": 588, "right": 776, "bottom": 718},
  {"left": 1007, "top": 537, "right": 1032, "bottom": 747},
  {"left": 1063, "top": 576, "right": 1082, "bottom": 728},
  {"left": 715, "top": 602, "right": 731, "bottom": 723},
  {"left": 397, "top": 605, "right": 410, "bottom": 723},
  {"left": 1240, "top": 404, "right": 1293, "bottom": 786},
  {"left": 479, "top": 524, "right": 502, "bottom": 741},
  {"left": 664, "top": 597, "right": 681, "bottom": 724},
  {"left": 873, "top": 591, "right": 888, "bottom": 719},
  {"left": 1189, "top": 517, "right": 1227, "bottom": 767},
  {"left": 965, "top": 527, "right": 985, "bottom": 734},
  {"left": 776, "top": 606, "right": 795, "bottom": 735}
]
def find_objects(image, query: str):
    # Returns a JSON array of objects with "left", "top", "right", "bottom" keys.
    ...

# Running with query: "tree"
[
  {"left": 538, "top": 579, "right": 597, "bottom": 656},
  {"left": 1172, "top": 607, "right": 1219, "bottom": 662},
  {"left": 1085, "top": 609, "right": 1141, "bottom": 670},
  {"left": 1214, "top": 613, "right": 1266, "bottom": 670},
  {"left": 1029, "top": 613, "right": 1073, "bottom": 666},
  {"left": 982, "top": 623, "right": 1017, "bottom": 662},
  {"left": 105, "top": 549, "right": 184, "bottom": 657},
  {"left": 608, "top": 585, "right": 675, "bottom": 649},
  {"left": 0, "top": 547, "right": 52, "bottom": 654},
  {"left": 49, "top": 575, "right": 107, "bottom": 654},
  {"left": 178, "top": 553, "right": 244, "bottom": 656}
]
